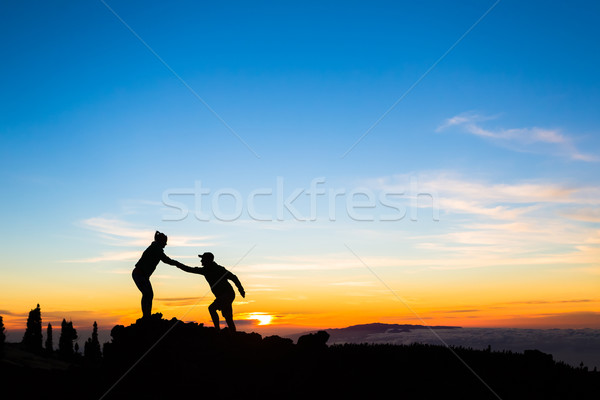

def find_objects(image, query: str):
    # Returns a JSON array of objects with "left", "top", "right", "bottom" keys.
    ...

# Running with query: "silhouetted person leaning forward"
[
  {"left": 133, "top": 231, "right": 186, "bottom": 320},
  {"left": 176, "top": 252, "right": 245, "bottom": 332}
]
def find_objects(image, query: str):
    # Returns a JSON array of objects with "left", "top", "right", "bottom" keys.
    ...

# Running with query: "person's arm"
[
  {"left": 160, "top": 252, "right": 179, "bottom": 266},
  {"left": 228, "top": 272, "right": 245, "bottom": 298},
  {"left": 176, "top": 263, "right": 204, "bottom": 274},
  {"left": 160, "top": 252, "right": 192, "bottom": 272}
]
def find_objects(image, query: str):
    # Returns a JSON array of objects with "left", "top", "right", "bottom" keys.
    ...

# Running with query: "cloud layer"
[{"left": 325, "top": 326, "right": 600, "bottom": 369}]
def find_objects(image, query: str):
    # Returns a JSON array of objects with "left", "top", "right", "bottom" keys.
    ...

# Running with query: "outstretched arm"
[
  {"left": 229, "top": 273, "right": 245, "bottom": 298},
  {"left": 160, "top": 253, "right": 197, "bottom": 272},
  {"left": 160, "top": 252, "right": 180, "bottom": 267},
  {"left": 175, "top": 263, "right": 203, "bottom": 274}
]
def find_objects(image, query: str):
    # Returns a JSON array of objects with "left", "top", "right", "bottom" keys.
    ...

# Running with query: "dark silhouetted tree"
[
  {"left": 0, "top": 315, "right": 6, "bottom": 352},
  {"left": 84, "top": 321, "right": 102, "bottom": 361},
  {"left": 58, "top": 318, "right": 78, "bottom": 359},
  {"left": 21, "top": 303, "right": 43, "bottom": 353},
  {"left": 45, "top": 323, "right": 53, "bottom": 354}
]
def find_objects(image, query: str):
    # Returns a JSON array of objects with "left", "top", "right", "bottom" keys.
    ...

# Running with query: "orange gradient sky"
[{"left": 2, "top": 215, "right": 599, "bottom": 339}]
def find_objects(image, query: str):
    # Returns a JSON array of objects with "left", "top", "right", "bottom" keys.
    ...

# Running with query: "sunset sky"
[{"left": 1, "top": 1, "right": 599, "bottom": 340}]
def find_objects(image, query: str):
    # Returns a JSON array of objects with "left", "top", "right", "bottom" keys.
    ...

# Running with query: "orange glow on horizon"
[
  {"left": 3, "top": 273, "right": 600, "bottom": 338},
  {"left": 244, "top": 312, "right": 273, "bottom": 326}
]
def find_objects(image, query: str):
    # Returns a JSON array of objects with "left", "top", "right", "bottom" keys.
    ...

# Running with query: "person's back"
[
  {"left": 202, "top": 262, "right": 235, "bottom": 297},
  {"left": 132, "top": 231, "right": 184, "bottom": 319},
  {"left": 175, "top": 252, "right": 245, "bottom": 331},
  {"left": 135, "top": 241, "right": 165, "bottom": 277}
]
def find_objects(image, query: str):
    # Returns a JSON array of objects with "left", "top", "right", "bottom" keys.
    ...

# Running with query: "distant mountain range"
[
  {"left": 327, "top": 322, "right": 460, "bottom": 333},
  {"left": 287, "top": 322, "right": 460, "bottom": 343}
]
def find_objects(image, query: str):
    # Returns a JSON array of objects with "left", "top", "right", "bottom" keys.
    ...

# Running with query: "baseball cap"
[{"left": 198, "top": 252, "right": 214, "bottom": 262}]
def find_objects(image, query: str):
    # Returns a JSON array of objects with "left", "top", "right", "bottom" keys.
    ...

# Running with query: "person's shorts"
[
  {"left": 211, "top": 292, "right": 235, "bottom": 314},
  {"left": 132, "top": 268, "right": 152, "bottom": 295}
]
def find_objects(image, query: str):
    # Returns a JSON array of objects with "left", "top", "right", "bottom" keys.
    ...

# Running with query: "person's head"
[
  {"left": 154, "top": 231, "right": 168, "bottom": 248},
  {"left": 198, "top": 252, "right": 214, "bottom": 266}
]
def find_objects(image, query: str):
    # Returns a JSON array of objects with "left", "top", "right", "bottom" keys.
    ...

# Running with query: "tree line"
[{"left": 0, "top": 304, "right": 101, "bottom": 362}]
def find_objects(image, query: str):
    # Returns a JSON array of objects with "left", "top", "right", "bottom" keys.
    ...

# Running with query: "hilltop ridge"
[{"left": 1, "top": 315, "right": 598, "bottom": 399}]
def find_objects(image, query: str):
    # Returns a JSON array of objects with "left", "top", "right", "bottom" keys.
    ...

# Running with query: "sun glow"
[{"left": 247, "top": 312, "right": 273, "bottom": 325}]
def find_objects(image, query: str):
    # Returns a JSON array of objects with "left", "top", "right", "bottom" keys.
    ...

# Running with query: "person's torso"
[
  {"left": 204, "top": 264, "right": 234, "bottom": 296},
  {"left": 134, "top": 242, "right": 163, "bottom": 276}
]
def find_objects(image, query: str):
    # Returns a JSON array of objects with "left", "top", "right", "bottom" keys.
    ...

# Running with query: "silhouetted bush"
[
  {"left": 262, "top": 334, "right": 294, "bottom": 350},
  {"left": 297, "top": 330, "right": 329, "bottom": 350}
]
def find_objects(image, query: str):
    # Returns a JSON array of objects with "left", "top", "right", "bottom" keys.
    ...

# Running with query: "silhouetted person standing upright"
[
  {"left": 133, "top": 231, "right": 185, "bottom": 319},
  {"left": 177, "top": 252, "right": 245, "bottom": 332}
]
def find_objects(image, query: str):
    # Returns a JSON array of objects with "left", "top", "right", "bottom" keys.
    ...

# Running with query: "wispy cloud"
[
  {"left": 80, "top": 217, "right": 151, "bottom": 246},
  {"left": 246, "top": 284, "right": 281, "bottom": 292},
  {"left": 411, "top": 228, "right": 600, "bottom": 271},
  {"left": 563, "top": 208, "right": 600, "bottom": 223},
  {"left": 361, "top": 172, "right": 600, "bottom": 271},
  {"left": 329, "top": 281, "right": 376, "bottom": 287},
  {"left": 64, "top": 216, "right": 218, "bottom": 264},
  {"left": 80, "top": 216, "right": 215, "bottom": 247},
  {"left": 501, "top": 299, "right": 596, "bottom": 306},
  {"left": 371, "top": 172, "right": 600, "bottom": 221},
  {"left": 155, "top": 297, "right": 201, "bottom": 301},
  {"left": 0, "top": 309, "right": 20, "bottom": 316},
  {"left": 437, "top": 112, "right": 598, "bottom": 161},
  {"left": 432, "top": 309, "right": 481, "bottom": 314},
  {"left": 63, "top": 251, "right": 140, "bottom": 263},
  {"left": 236, "top": 253, "right": 415, "bottom": 273},
  {"left": 154, "top": 297, "right": 206, "bottom": 307}
]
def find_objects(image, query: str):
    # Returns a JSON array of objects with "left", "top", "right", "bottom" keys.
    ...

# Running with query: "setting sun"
[{"left": 247, "top": 313, "right": 273, "bottom": 326}]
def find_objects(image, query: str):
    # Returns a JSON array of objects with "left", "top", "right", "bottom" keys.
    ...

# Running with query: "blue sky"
[{"left": 1, "top": 1, "right": 599, "bottom": 331}]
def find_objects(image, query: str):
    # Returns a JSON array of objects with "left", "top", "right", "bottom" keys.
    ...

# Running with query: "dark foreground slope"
[{"left": 2, "top": 316, "right": 598, "bottom": 399}]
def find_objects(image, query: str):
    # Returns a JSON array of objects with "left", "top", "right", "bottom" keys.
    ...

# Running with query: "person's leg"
[
  {"left": 133, "top": 271, "right": 153, "bottom": 318},
  {"left": 141, "top": 284, "right": 153, "bottom": 318},
  {"left": 222, "top": 301, "right": 235, "bottom": 332},
  {"left": 208, "top": 301, "right": 220, "bottom": 330},
  {"left": 223, "top": 313, "right": 236, "bottom": 332}
]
